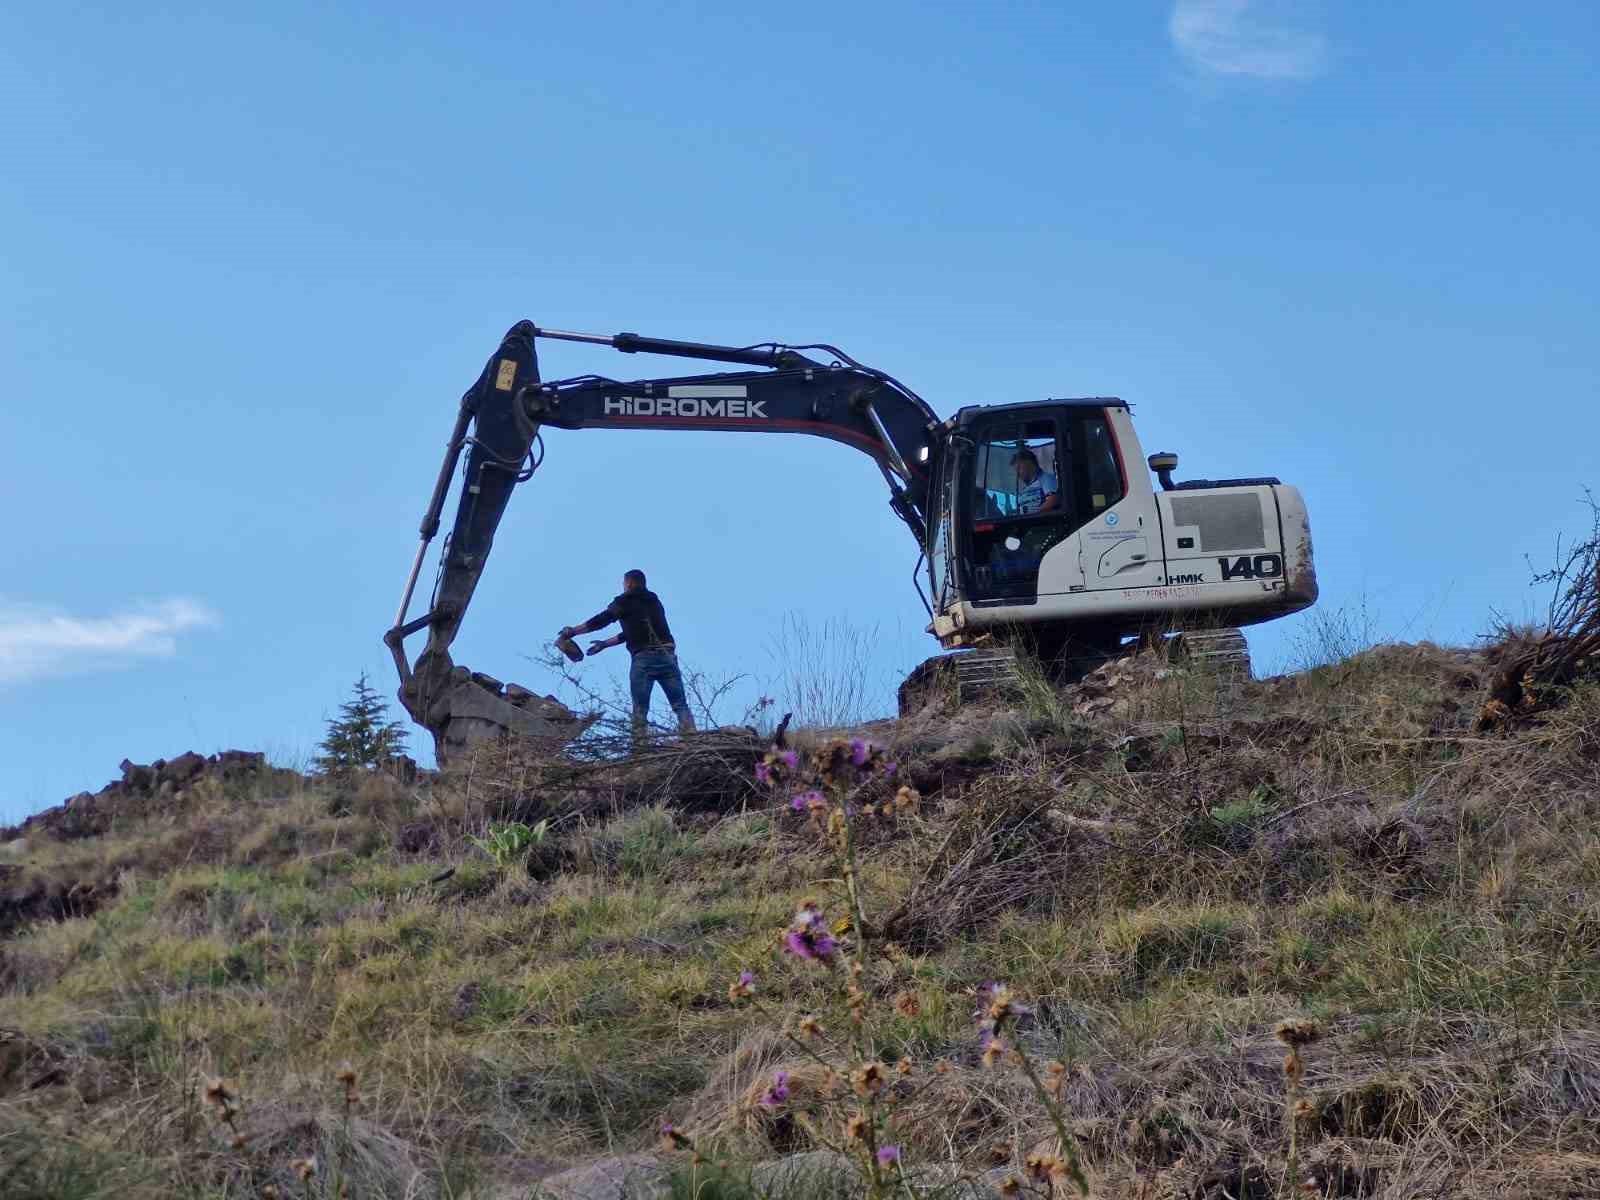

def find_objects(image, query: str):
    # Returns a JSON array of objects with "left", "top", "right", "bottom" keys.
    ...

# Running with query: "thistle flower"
[
  {"left": 1274, "top": 1019, "right": 1322, "bottom": 1048},
  {"left": 849, "top": 739, "right": 873, "bottom": 768},
  {"left": 1024, "top": 1152, "right": 1061, "bottom": 1183},
  {"left": 877, "top": 1145, "right": 901, "bottom": 1169},
  {"left": 759, "top": 1070, "right": 790, "bottom": 1108},
  {"left": 896, "top": 1057, "right": 913, "bottom": 1075},
  {"left": 728, "top": 970, "right": 757, "bottom": 1003},
  {"left": 893, "top": 785, "right": 921, "bottom": 816},
  {"left": 790, "top": 789, "right": 825, "bottom": 812},
  {"left": 334, "top": 1062, "right": 357, "bottom": 1088},
  {"left": 982, "top": 983, "right": 1033, "bottom": 1026},
  {"left": 850, "top": 1062, "right": 886, "bottom": 1097},
  {"left": 202, "top": 1077, "right": 234, "bottom": 1111},
  {"left": 847, "top": 982, "right": 869, "bottom": 1025},
  {"left": 893, "top": 991, "right": 921, "bottom": 1018},
  {"left": 844, "top": 1113, "right": 870, "bottom": 1143},
  {"left": 660, "top": 1122, "right": 692, "bottom": 1152},
  {"left": 758, "top": 748, "right": 799, "bottom": 788},
  {"left": 290, "top": 1156, "right": 317, "bottom": 1181},
  {"left": 981, "top": 1034, "right": 1008, "bottom": 1069},
  {"left": 996, "top": 1175, "right": 1022, "bottom": 1197},
  {"left": 1293, "top": 1098, "right": 1316, "bottom": 1120},
  {"left": 784, "top": 904, "right": 838, "bottom": 963},
  {"left": 797, "top": 1015, "right": 823, "bottom": 1038}
]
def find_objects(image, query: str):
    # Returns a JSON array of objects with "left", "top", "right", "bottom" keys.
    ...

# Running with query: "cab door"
[
  {"left": 1071, "top": 407, "right": 1166, "bottom": 593},
  {"left": 958, "top": 413, "right": 1086, "bottom": 603}
]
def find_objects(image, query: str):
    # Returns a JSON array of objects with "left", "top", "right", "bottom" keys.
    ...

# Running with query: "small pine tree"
[{"left": 315, "top": 672, "right": 410, "bottom": 775}]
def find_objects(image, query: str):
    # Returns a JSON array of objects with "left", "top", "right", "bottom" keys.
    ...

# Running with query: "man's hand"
[{"left": 587, "top": 638, "right": 614, "bottom": 656}]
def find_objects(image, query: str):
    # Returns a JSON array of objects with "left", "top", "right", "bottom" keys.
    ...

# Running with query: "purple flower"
[
  {"left": 755, "top": 761, "right": 772, "bottom": 785},
  {"left": 849, "top": 739, "right": 872, "bottom": 768},
  {"left": 739, "top": 970, "right": 756, "bottom": 989},
  {"left": 784, "top": 906, "right": 838, "bottom": 963},
  {"left": 883, "top": 761, "right": 898, "bottom": 778},
  {"left": 779, "top": 750, "right": 799, "bottom": 770},
  {"left": 760, "top": 1070, "right": 790, "bottom": 1107},
  {"left": 789, "top": 789, "right": 826, "bottom": 813},
  {"left": 877, "top": 1146, "right": 901, "bottom": 1168},
  {"left": 784, "top": 929, "right": 839, "bottom": 962}
]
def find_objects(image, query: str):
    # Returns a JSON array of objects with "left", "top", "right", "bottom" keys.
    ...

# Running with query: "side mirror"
[{"left": 1148, "top": 451, "right": 1179, "bottom": 492}]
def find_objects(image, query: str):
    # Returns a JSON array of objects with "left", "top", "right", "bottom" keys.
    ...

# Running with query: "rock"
[
  {"left": 751, "top": 1151, "right": 861, "bottom": 1199},
  {"left": 0, "top": 839, "right": 27, "bottom": 858},
  {"left": 471, "top": 672, "right": 505, "bottom": 695},
  {"left": 65, "top": 793, "right": 93, "bottom": 810},
  {"left": 535, "top": 1153, "right": 670, "bottom": 1200},
  {"left": 118, "top": 759, "right": 155, "bottom": 793},
  {"left": 161, "top": 751, "right": 208, "bottom": 786},
  {"left": 506, "top": 684, "right": 536, "bottom": 705},
  {"left": 214, "top": 750, "right": 266, "bottom": 778}
]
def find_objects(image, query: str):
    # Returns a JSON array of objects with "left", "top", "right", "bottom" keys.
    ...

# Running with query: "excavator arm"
[{"left": 385, "top": 320, "right": 941, "bottom": 758}]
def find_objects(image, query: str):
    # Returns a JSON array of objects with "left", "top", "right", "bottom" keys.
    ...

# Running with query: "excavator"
[{"left": 385, "top": 321, "right": 1318, "bottom": 760}]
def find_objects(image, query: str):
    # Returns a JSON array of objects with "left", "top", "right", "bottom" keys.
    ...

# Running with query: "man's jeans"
[{"left": 629, "top": 649, "right": 696, "bottom": 739}]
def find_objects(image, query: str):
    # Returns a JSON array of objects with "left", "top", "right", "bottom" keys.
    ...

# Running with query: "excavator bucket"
[{"left": 403, "top": 657, "right": 592, "bottom": 763}]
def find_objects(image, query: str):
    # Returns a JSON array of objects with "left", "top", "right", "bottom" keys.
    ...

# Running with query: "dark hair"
[
  {"left": 1010, "top": 448, "right": 1039, "bottom": 467},
  {"left": 624, "top": 569, "right": 647, "bottom": 587}
]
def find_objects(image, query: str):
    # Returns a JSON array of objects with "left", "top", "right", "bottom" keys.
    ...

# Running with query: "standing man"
[{"left": 559, "top": 570, "right": 697, "bottom": 740}]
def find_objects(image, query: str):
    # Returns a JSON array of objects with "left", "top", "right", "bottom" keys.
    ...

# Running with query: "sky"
[{"left": 2, "top": 1, "right": 1597, "bottom": 821}]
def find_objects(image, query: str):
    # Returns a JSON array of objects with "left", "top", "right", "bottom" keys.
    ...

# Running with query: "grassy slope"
[{"left": 3, "top": 645, "right": 1599, "bottom": 1199}]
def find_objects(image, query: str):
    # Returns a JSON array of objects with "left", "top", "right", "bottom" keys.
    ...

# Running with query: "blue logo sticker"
[{"left": 1105, "top": 512, "right": 1119, "bottom": 526}]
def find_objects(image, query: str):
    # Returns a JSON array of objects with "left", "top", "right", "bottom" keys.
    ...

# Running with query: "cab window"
[
  {"left": 964, "top": 418, "right": 1073, "bottom": 601},
  {"left": 972, "top": 419, "right": 1064, "bottom": 520},
  {"left": 1080, "top": 413, "right": 1124, "bottom": 513}
]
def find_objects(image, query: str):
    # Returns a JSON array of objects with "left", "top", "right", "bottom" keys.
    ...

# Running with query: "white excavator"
[{"left": 385, "top": 322, "right": 1317, "bottom": 758}]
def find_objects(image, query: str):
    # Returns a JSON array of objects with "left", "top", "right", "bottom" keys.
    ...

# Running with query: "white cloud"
[
  {"left": 0, "top": 598, "right": 219, "bottom": 685},
  {"left": 1169, "top": 0, "right": 1330, "bottom": 80}
]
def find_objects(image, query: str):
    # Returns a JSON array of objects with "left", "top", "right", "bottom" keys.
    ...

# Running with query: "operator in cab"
[
  {"left": 558, "top": 570, "right": 697, "bottom": 741},
  {"left": 1012, "top": 448, "right": 1059, "bottom": 514}
]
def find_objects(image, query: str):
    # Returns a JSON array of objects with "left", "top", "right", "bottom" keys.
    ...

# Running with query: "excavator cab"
[{"left": 924, "top": 399, "right": 1316, "bottom": 657}]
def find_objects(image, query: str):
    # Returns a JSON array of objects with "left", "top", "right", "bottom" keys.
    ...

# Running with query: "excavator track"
[
  {"left": 953, "top": 647, "right": 1024, "bottom": 703},
  {"left": 899, "top": 628, "right": 1251, "bottom": 716},
  {"left": 1172, "top": 628, "right": 1252, "bottom": 675}
]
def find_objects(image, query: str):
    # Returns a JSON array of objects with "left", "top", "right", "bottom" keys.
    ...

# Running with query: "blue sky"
[{"left": 3, "top": 1, "right": 1597, "bottom": 821}]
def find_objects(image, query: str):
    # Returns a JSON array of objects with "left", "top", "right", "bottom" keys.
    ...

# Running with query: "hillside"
[{"left": 3, "top": 637, "right": 1599, "bottom": 1199}]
